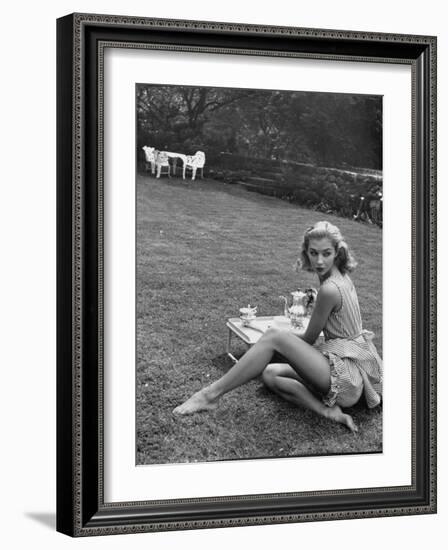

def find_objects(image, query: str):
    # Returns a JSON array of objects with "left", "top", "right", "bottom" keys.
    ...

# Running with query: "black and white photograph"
[{"left": 136, "top": 83, "right": 383, "bottom": 465}]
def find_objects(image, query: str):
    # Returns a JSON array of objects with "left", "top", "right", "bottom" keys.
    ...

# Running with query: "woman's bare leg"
[
  {"left": 262, "top": 364, "right": 357, "bottom": 432},
  {"left": 173, "top": 328, "right": 330, "bottom": 414}
]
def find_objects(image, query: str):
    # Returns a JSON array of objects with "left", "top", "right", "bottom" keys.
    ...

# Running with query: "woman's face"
[{"left": 307, "top": 237, "right": 336, "bottom": 278}]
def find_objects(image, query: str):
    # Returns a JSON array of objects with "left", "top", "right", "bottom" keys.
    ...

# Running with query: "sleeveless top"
[{"left": 317, "top": 268, "right": 383, "bottom": 408}]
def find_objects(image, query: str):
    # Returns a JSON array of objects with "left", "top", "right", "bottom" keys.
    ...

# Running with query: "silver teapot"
[{"left": 279, "top": 288, "right": 317, "bottom": 329}]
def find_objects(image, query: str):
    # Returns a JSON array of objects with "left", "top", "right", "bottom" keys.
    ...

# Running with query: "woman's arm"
[{"left": 301, "top": 283, "right": 341, "bottom": 345}]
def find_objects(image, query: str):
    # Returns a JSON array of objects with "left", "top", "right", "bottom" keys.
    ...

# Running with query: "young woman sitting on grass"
[{"left": 173, "top": 221, "right": 383, "bottom": 432}]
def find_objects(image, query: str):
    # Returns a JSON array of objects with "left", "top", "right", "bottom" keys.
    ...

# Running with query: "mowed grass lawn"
[{"left": 136, "top": 173, "right": 382, "bottom": 464}]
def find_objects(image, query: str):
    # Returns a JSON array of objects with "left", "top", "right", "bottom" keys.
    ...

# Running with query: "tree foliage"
[{"left": 137, "top": 84, "right": 382, "bottom": 170}]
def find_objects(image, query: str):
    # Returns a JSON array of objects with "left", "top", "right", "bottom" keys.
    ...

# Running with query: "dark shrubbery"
[{"left": 205, "top": 153, "right": 382, "bottom": 225}]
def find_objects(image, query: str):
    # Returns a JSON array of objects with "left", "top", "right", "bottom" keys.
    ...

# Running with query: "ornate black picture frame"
[{"left": 56, "top": 13, "right": 437, "bottom": 537}]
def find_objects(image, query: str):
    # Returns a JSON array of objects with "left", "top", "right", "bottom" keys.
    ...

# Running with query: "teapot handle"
[{"left": 279, "top": 296, "right": 289, "bottom": 317}]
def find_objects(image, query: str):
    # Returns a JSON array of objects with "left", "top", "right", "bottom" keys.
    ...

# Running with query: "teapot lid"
[{"left": 290, "top": 289, "right": 305, "bottom": 297}]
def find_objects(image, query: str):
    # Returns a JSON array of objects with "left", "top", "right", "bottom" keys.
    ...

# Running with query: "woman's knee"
[
  {"left": 262, "top": 363, "right": 281, "bottom": 389},
  {"left": 261, "top": 327, "right": 284, "bottom": 347}
]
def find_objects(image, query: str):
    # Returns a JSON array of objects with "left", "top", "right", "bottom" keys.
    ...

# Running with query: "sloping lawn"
[{"left": 136, "top": 174, "right": 382, "bottom": 464}]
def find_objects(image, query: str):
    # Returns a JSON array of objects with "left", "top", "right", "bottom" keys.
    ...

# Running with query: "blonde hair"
[{"left": 297, "top": 221, "right": 357, "bottom": 274}]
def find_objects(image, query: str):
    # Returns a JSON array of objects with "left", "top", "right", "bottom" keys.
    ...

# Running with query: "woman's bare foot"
[
  {"left": 173, "top": 388, "right": 218, "bottom": 415},
  {"left": 324, "top": 404, "right": 358, "bottom": 432}
]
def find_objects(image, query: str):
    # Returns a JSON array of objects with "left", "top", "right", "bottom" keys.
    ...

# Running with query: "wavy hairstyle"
[{"left": 296, "top": 221, "right": 357, "bottom": 274}]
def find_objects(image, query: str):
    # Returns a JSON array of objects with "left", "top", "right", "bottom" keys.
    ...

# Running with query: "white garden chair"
[
  {"left": 156, "top": 151, "right": 171, "bottom": 178},
  {"left": 185, "top": 151, "right": 205, "bottom": 180},
  {"left": 142, "top": 146, "right": 157, "bottom": 175}
]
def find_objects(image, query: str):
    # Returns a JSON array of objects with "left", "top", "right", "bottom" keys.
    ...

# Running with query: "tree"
[{"left": 137, "top": 84, "right": 382, "bottom": 170}]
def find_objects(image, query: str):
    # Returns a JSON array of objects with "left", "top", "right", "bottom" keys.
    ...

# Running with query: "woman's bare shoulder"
[
  {"left": 317, "top": 280, "right": 340, "bottom": 307},
  {"left": 317, "top": 279, "right": 339, "bottom": 298}
]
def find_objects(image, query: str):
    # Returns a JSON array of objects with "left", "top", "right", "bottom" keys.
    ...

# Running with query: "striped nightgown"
[{"left": 316, "top": 269, "right": 383, "bottom": 409}]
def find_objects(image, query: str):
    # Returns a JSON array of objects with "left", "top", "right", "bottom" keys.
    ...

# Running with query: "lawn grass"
[{"left": 136, "top": 173, "right": 383, "bottom": 464}]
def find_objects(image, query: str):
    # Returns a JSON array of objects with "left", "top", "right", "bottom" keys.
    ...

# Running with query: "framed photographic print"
[{"left": 56, "top": 13, "right": 437, "bottom": 536}]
